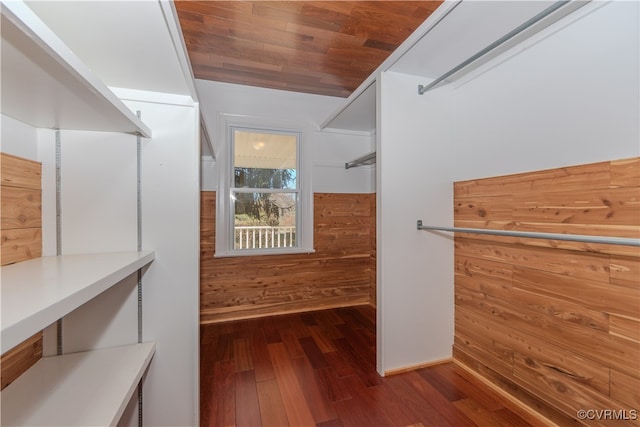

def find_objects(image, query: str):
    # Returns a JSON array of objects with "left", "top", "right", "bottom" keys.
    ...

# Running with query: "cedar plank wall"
[
  {"left": 453, "top": 157, "right": 640, "bottom": 426},
  {"left": 0, "top": 152, "right": 44, "bottom": 390},
  {"left": 200, "top": 192, "right": 375, "bottom": 323}
]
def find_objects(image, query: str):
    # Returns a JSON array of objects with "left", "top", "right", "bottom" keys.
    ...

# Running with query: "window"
[{"left": 215, "top": 114, "right": 313, "bottom": 256}]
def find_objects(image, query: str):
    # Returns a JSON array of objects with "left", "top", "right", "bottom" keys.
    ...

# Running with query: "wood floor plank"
[
  {"left": 201, "top": 306, "right": 541, "bottom": 427},
  {"left": 385, "top": 373, "right": 456, "bottom": 427},
  {"left": 256, "top": 379, "right": 290, "bottom": 427},
  {"left": 235, "top": 370, "right": 262, "bottom": 427},
  {"left": 454, "top": 397, "right": 512, "bottom": 427},
  {"left": 324, "top": 350, "right": 356, "bottom": 379},
  {"left": 267, "top": 342, "right": 316, "bottom": 426},
  {"left": 234, "top": 338, "right": 254, "bottom": 372},
  {"left": 299, "top": 336, "right": 329, "bottom": 369},
  {"left": 403, "top": 370, "right": 479, "bottom": 427},
  {"left": 262, "top": 316, "right": 284, "bottom": 344},
  {"left": 314, "top": 308, "right": 346, "bottom": 327},
  {"left": 280, "top": 327, "right": 306, "bottom": 359},
  {"left": 211, "top": 360, "right": 235, "bottom": 427},
  {"left": 424, "top": 363, "right": 505, "bottom": 411},
  {"left": 333, "top": 337, "right": 381, "bottom": 387},
  {"left": 316, "top": 419, "right": 344, "bottom": 427},
  {"left": 214, "top": 333, "right": 233, "bottom": 362},
  {"left": 251, "top": 327, "right": 277, "bottom": 382},
  {"left": 299, "top": 312, "right": 318, "bottom": 326},
  {"left": 416, "top": 365, "right": 467, "bottom": 402},
  {"left": 493, "top": 407, "right": 538, "bottom": 427},
  {"left": 336, "top": 307, "right": 369, "bottom": 330},
  {"left": 291, "top": 355, "right": 337, "bottom": 423},
  {"left": 315, "top": 366, "right": 352, "bottom": 402},
  {"left": 287, "top": 314, "right": 313, "bottom": 339},
  {"left": 336, "top": 321, "right": 376, "bottom": 361},
  {"left": 332, "top": 375, "right": 395, "bottom": 427},
  {"left": 419, "top": 362, "right": 510, "bottom": 412},
  {"left": 200, "top": 347, "right": 215, "bottom": 426},
  {"left": 309, "top": 324, "right": 338, "bottom": 353},
  {"left": 367, "top": 382, "right": 422, "bottom": 427}
]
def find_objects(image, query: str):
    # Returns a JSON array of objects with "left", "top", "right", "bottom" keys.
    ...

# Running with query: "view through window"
[{"left": 232, "top": 128, "right": 299, "bottom": 251}]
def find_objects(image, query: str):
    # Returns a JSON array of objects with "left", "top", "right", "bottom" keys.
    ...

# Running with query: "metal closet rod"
[
  {"left": 345, "top": 152, "right": 376, "bottom": 169},
  {"left": 418, "top": 0, "right": 571, "bottom": 95},
  {"left": 416, "top": 220, "right": 640, "bottom": 247}
]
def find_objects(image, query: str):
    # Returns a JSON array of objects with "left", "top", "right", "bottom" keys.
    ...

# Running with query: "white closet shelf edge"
[
  {"left": 0, "top": 250, "right": 155, "bottom": 353},
  {"left": 1, "top": 342, "right": 156, "bottom": 427}
]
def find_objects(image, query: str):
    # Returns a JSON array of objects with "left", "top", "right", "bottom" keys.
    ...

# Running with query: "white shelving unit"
[
  {"left": 321, "top": 81, "right": 376, "bottom": 133},
  {"left": 1, "top": 251, "right": 155, "bottom": 353},
  {"left": 1, "top": 1, "right": 157, "bottom": 425},
  {"left": 0, "top": 0, "right": 151, "bottom": 137},
  {"left": 1, "top": 342, "right": 155, "bottom": 426}
]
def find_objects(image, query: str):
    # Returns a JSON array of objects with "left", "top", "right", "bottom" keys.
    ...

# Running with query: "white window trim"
[{"left": 215, "top": 113, "right": 314, "bottom": 257}]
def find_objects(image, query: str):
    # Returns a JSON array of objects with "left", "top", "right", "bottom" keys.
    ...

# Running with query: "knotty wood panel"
[
  {"left": 200, "top": 192, "right": 375, "bottom": 324},
  {"left": 1, "top": 186, "right": 42, "bottom": 229},
  {"left": 453, "top": 157, "right": 640, "bottom": 426},
  {"left": 1, "top": 152, "right": 42, "bottom": 266},
  {"left": 1, "top": 228, "right": 42, "bottom": 266},
  {"left": 0, "top": 332, "right": 43, "bottom": 390},
  {"left": 454, "top": 161, "right": 611, "bottom": 198},
  {"left": 1, "top": 152, "right": 43, "bottom": 390},
  {"left": 611, "top": 157, "right": 640, "bottom": 188},
  {"left": 609, "top": 315, "right": 640, "bottom": 342},
  {"left": 1, "top": 152, "right": 41, "bottom": 190}
]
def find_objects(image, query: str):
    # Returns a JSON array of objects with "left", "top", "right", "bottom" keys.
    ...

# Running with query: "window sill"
[{"left": 213, "top": 247, "right": 316, "bottom": 258}]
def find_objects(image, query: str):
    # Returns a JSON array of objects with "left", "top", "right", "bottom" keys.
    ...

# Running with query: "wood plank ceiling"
[{"left": 175, "top": 1, "right": 443, "bottom": 98}]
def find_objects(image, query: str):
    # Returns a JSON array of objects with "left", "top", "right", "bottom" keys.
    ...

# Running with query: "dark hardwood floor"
[{"left": 200, "top": 306, "right": 540, "bottom": 427}]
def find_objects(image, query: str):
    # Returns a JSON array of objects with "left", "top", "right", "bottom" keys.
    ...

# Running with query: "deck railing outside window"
[{"left": 234, "top": 226, "right": 296, "bottom": 249}]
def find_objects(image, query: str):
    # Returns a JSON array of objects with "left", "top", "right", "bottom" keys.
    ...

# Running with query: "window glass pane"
[
  {"left": 233, "top": 192, "right": 297, "bottom": 250},
  {"left": 233, "top": 129, "right": 297, "bottom": 190}
]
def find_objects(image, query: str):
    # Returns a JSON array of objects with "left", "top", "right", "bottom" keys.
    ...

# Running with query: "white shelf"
[
  {"left": 0, "top": 1, "right": 152, "bottom": 137},
  {"left": 1, "top": 342, "right": 155, "bottom": 426},
  {"left": 321, "top": 81, "right": 376, "bottom": 133},
  {"left": 1, "top": 250, "right": 155, "bottom": 353}
]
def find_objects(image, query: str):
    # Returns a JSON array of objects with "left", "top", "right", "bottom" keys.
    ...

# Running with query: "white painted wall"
[
  {"left": 1, "top": 114, "right": 38, "bottom": 160},
  {"left": 313, "top": 129, "right": 375, "bottom": 194},
  {"left": 59, "top": 130, "right": 138, "bottom": 255},
  {"left": 196, "top": 80, "right": 375, "bottom": 193},
  {"left": 377, "top": 73, "right": 457, "bottom": 373},
  {"left": 44, "top": 129, "right": 140, "bottom": 356},
  {"left": 121, "top": 92, "right": 200, "bottom": 427},
  {"left": 377, "top": 0, "right": 640, "bottom": 373}
]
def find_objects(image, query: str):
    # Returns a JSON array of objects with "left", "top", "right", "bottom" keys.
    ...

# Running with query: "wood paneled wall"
[
  {"left": 452, "top": 158, "right": 640, "bottom": 426},
  {"left": 1, "top": 152, "right": 43, "bottom": 390},
  {"left": 200, "top": 192, "right": 376, "bottom": 324},
  {"left": 1, "top": 153, "right": 42, "bottom": 265}
]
